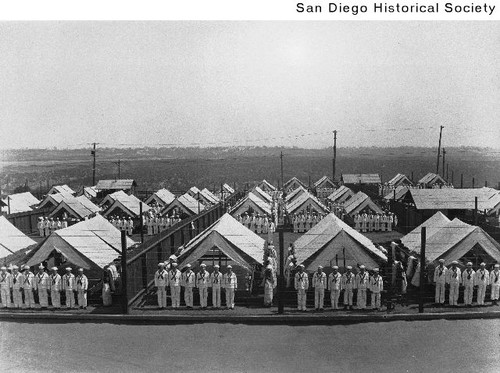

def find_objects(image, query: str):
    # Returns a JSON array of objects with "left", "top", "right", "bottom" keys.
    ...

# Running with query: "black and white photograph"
[{"left": 0, "top": 20, "right": 499, "bottom": 372}]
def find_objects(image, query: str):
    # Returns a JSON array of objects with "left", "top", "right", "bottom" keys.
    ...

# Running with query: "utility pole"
[
  {"left": 121, "top": 230, "right": 128, "bottom": 314},
  {"left": 442, "top": 148, "right": 446, "bottom": 179},
  {"left": 280, "top": 151, "right": 284, "bottom": 195},
  {"left": 332, "top": 130, "right": 337, "bottom": 182},
  {"left": 91, "top": 143, "right": 97, "bottom": 186},
  {"left": 436, "top": 125, "right": 444, "bottom": 175},
  {"left": 419, "top": 227, "right": 426, "bottom": 313},
  {"left": 114, "top": 160, "right": 121, "bottom": 180},
  {"left": 446, "top": 163, "right": 449, "bottom": 182}
]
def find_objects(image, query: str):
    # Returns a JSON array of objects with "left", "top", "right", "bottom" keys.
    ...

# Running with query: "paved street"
[{"left": 1, "top": 319, "right": 499, "bottom": 372}]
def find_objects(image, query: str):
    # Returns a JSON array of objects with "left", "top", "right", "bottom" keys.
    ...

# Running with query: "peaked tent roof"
[
  {"left": 164, "top": 193, "right": 204, "bottom": 216},
  {"left": 327, "top": 185, "right": 355, "bottom": 204},
  {"left": 26, "top": 215, "right": 135, "bottom": 269},
  {"left": 384, "top": 186, "right": 409, "bottom": 201},
  {"left": 258, "top": 179, "right": 277, "bottom": 192},
  {"left": 103, "top": 196, "right": 150, "bottom": 218},
  {"left": 251, "top": 186, "right": 273, "bottom": 204},
  {"left": 0, "top": 216, "right": 37, "bottom": 258},
  {"left": 387, "top": 173, "right": 413, "bottom": 187},
  {"left": 96, "top": 179, "right": 137, "bottom": 190},
  {"left": 343, "top": 192, "right": 383, "bottom": 215},
  {"left": 1, "top": 192, "right": 40, "bottom": 213},
  {"left": 99, "top": 190, "right": 132, "bottom": 207},
  {"left": 418, "top": 172, "right": 447, "bottom": 185},
  {"left": 293, "top": 213, "right": 386, "bottom": 270},
  {"left": 231, "top": 192, "right": 272, "bottom": 216},
  {"left": 285, "top": 185, "right": 308, "bottom": 203},
  {"left": 342, "top": 174, "right": 381, "bottom": 184},
  {"left": 48, "top": 184, "right": 75, "bottom": 195},
  {"left": 201, "top": 188, "right": 220, "bottom": 204},
  {"left": 80, "top": 186, "right": 98, "bottom": 199},
  {"left": 401, "top": 211, "right": 451, "bottom": 252},
  {"left": 177, "top": 213, "right": 265, "bottom": 271},
  {"left": 287, "top": 192, "right": 329, "bottom": 215},
  {"left": 145, "top": 188, "right": 176, "bottom": 206},
  {"left": 284, "top": 177, "right": 306, "bottom": 190},
  {"left": 405, "top": 218, "right": 500, "bottom": 264},
  {"left": 314, "top": 176, "right": 336, "bottom": 189},
  {"left": 38, "top": 192, "right": 73, "bottom": 210},
  {"left": 49, "top": 196, "right": 100, "bottom": 219}
]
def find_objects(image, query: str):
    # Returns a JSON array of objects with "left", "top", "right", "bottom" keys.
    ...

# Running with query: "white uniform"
[
  {"left": 223, "top": 272, "right": 237, "bottom": 309},
  {"left": 196, "top": 270, "right": 210, "bottom": 308},
  {"left": 182, "top": 270, "right": 196, "bottom": 307},
  {"left": 11, "top": 272, "right": 23, "bottom": 308},
  {"left": 22, "top": 271, "right": 35, "bottom": 308},
  {"left": 0, "top": 272, "right": 12, "bottom": 308},
  {"left": 154, "top": 269, "right": 168, "bottom": 308},
  {"left": 433, "top": 265, "right": 448, "bottom": 304},
  {"left": 62, "top": 273, "right": 76, "bottom": 308},
  {"left": 312, "top": 271, "right": 327, "bottom": 310},
  {"left": 294, "top": 271, "right": 309, "bottom": 311},
  {"left": 341, "top": 272, "right": 356, "bottom": 307},
  {"left": 474, "top": 268, "right": 489, "bottom": 305},
  {"left": 446, "top": 267, "right": 461, "bottom": 306},
  {"left": 210, "top": 271, "right": 223, "bottom": 308},
  {"left": 37, "top": 219, "right": 44, "bottom": 236},
  {"left": 76, "top": 274, "right": 88, "bottom": 308},
  {"left": 328, "top": 272, "right": 342, "bottom": 309},
  {"left": 462, "top": 269, "right": 475, "bottom": 305},
  {"left": 127, "top": 219, "right": 134, "bottom": 236},
  {"left": 50, "top": 273, "right": 62, "bottom": 308},
  {"left": 355, "top": 271, "right": 369, "bottom": 309},
  {"left": 35, "top": 271, "right": 50, "bottom": 307},
  {"left": 169, "top": 269, "right": 182, "bottom": 308},
  {"left": 43, "top": 219, "right": 50, "bottom": 236},
  {"left": 490, "top": 269, "right": 500, "bottom": 301},
  {"left": 369, "top": 274, "right": 384, "bottom": 309}
]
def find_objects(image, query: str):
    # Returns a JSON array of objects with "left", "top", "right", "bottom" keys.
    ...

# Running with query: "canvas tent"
[
  {"left": 201, "top": 188, "right": 220, "bottom": 204},
  {"left": 314, "top": 176, "right": 337, "bottom": 199},
  {"left": 177, "top": 213, "right": 265, "bottom": 271},
  {"left": 231, "top": 192, "right": 272, "bottom": 217},
  {"left": 145, "top": 188, "right": 176, "bottom": 208},
  {"left": 286, "top": 192, "right": 329, "bottom": 215},
  {"left": 257, "top": 180, "right": 276, "bottom": 193},
  {"left": 1, "top": 192, "right": 40, "bottom": 214},
  {"left": 384, "top": 186, "right": 409, "bottom": 202},
  {"left": 327, "top": 186, "right": 355, "bottom": 205},
  {"left": 103, "top": 195, "right": 150, "bottom": 218},
  {"left": 284, "top": 177, "right": 306, "bottom": 192},
  {"left": 49, "top": 196, "right": 100, "bottom": 220},
  {"left": 0, "top": 216, "right": 37, "bottom": 259},
  {"left": 48, "top": 184, "right": 75, "bottom": 196},
  {"left": 222, "top": 183, "right": 235, "bottom": 194},
  {"left": 25, "top": 215, "right": 135, "bottom": 277},
  {"left": 342, "top": 174, "right": 381, "bottom": 185},
  {"left": 251, "top": 186, "right": 273, "bottom": 204},
  {"left": 387, "top": 173, "right": 413, "bottom": 188},
  {"left": 293, "top": 213, "right": 387, "bottom": 271},
  {"left": 401, "top": 213, "right": 500, "bottom": 265},
  {"left": 343, "top": 192, "right": 383, "bottom": 216},
  {"left": 38, "top": 192, "right": 71, "bottom": 210},
  {"left": 285, "top": 185, "right": 308, "bottom": 203},
  {"left": 417, "top": 172, "right": 448, "bottom": 188},
  {"left": 96, "top": 179, "right": 137, "bottom": 193},
  {"left": 99, "top": 190, "right": 134, "bottom": 207},
  {"left": 163, "top": 193, "right": 204, "bottom": 217}
]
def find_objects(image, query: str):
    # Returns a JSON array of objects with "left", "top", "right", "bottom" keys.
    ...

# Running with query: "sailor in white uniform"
[
  {"left": 210, "top": 265, "right": 222, "bottom": 308},
  {"left": 490, "top": 264, "right": 500, "bottom": 305},
  {"left": 341, "top": 266, "right": 355, "bottom": 310},
  {"left": 369, "top": 268, "right": 384, "bottom": 310},
  {"left": 50, "top": 267, "right": 62, "bottom": 309},
  {"left": 433, "top": 259, "right": 447, "bottom": 305},
  {"left": 75, "top": 268, "right": 88, "bottom": 309},
  {"left": 328, "top": 266, "right": 342, "bottom": 310},
  {"left": 462, "top": 262, "right": 475, "bottom": 306},
  {"left": 294, "top": 264, "right": 309, "bottom": 311},
  {"left": 182, "top": 264, "right": 196, "bottom": 308},
  {"left": 22, "top": 265, "right": 35, "bottom": 308},
  {"left": 154, "top": 263, "right": 168, "bottom": 309},
  {"left": 0, "top": 266, "right": 12, "bottom": 308},
  {"left": 169, "top": 263, "right": 182, "bottom": 308},
  {"left": 196, "top": 264, "right": 210, "bottom": 308},
  {"left": 355, "top": 265, "right": 369, "bottom": 309},
  {"left": 312, "top": 265, "right": 327, "bottom": 311},
  {"left": 446, "top": 261, "right": 461, "bottom": 306},
  {"left": 474, "top": 262, "right": 489, "bottom": 306}
]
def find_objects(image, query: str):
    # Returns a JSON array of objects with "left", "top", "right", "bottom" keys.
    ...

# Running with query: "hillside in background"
[{"left": 1, "top": 146, "right": 499, "bottom": 195}]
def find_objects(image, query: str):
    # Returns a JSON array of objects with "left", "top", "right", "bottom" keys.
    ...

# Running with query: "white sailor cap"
[
  {"left": 23, "top": 265, "right": 30, "bottom": 270},
  {"left": 298, "top": 264, "right": 305, "bottom": 268},
  {"left": 171, "top": 262, "right": 178, "bottom": 267},
  {"left": 346, "top": 266, "right": 353, "bottom": 270},
  {"left": 359, "top": 265, "right": 366, "bottom": 269},
  {"left": 214, "top": 265, "right": 220, "bottom": 269},
  {"left": 318, "top": 265, "right": 323, "bottom": 269},
  {"left": 266, "top": 265, "right": 273, "bottom": 270},
  {"left": 451, "top": 261, "right": 458, "bottom": 265},
  {"left": 227, "top": 265, "right": 232, "bottom": 269},
  {"left": 438, "top": 259, "right": 445, "bottom": 263},
  {"left": 200, "top": 263, "right": 206, "bottom": 267},
  {"left": 158, "top": 262, "right": 165, "bottom": 267},
  {"left": 78, "top": 268, "right": 84, "bottom": 272},
  {"left": 39, "top": 264, "right": 45, "bottom": 269},
  {"left": 11, "top": 265, "right": 18, "bottom": 270},
  {"left": 51, "top": 267, "right": 58, "bottom": 271},
  {"left": 0, "top": 266, "right": 6, "bottom": 270},
  {"left": 480, "top": 262, "right": 486, "bottom": 266},
  {"left": 332, "top": 266, "right": 339, "bottom": 270},
  {"left": 65, "top": 267, "right": 72, "bottom": 271},
  {"left": 466, "top": 262, "right": 473, "bottom": 266},
  {"left": 373, "top": 268, "right": 380, "bottom": 272},
  {"left": 495, "top": 264, "right": 500, "bottom": 268},
  {"left": 186, "top": 264, "right": 191, "bottom": 268}
]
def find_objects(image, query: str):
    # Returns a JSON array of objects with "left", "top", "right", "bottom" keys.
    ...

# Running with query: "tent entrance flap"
[{"left": 179, "top": 231, "right": 256, "bottom": 271}]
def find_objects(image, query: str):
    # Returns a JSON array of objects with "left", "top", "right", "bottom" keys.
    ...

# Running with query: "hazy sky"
[{"left": 0, "top": 22, "right": 499, "bottom": 149}]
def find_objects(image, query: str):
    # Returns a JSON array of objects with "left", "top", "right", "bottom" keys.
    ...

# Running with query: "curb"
[{"left": 1, "top": 311, "right": 500, "bottom": 325}]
